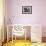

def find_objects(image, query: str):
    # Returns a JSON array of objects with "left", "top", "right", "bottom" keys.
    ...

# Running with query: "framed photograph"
[{"left": 22, "top": 6, "right": 32, "bottom": 14}]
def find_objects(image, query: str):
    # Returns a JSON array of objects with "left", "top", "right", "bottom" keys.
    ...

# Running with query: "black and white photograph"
[{"left": 22, "top": 6, "right": 32, "bottom": 14}]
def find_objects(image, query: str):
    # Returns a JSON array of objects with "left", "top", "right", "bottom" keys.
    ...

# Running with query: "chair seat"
[{"left": 13, "top": 31, "right": 24, "bottom": 36}]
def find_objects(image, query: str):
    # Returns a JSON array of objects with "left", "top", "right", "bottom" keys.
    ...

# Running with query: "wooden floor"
[
  {"left": 3, "top": 40, "right": 31, "bottom": 46},
  {"left": 3, "top": 40, "right": 46, "bottom": 46}
]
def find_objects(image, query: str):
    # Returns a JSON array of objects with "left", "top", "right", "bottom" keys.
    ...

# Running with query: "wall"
[
  {"left": 0, "top": 0, "right": 4, "bottom": 42},
  {"left": 6, "top": 0, "right": 46, "bottom": 37}
]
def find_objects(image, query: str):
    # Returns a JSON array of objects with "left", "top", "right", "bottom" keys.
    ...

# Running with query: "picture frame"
[{"left": 22, "top": 6, "right": 32, "bottom": 14}]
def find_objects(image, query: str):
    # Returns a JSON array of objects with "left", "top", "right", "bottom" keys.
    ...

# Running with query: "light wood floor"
[
  {"left": 3, "top": 40, "right": 31, "bottom": 46},
  {"left": 3, "top": 40, "right": 46, "bottom": 46}
]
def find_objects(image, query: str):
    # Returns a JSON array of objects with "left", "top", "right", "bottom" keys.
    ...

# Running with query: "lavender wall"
[{"left": 7, "top": 0, "right": 46, "bottom": 37}]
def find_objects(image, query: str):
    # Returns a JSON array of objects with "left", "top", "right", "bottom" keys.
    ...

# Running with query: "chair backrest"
[{"left": 12, "top": 25, "right": 25, "bottom": 36}]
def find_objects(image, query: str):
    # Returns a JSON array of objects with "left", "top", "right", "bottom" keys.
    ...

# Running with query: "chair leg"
[{"left": 15, "top": 36, "right": 16, "bottom": 42}]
